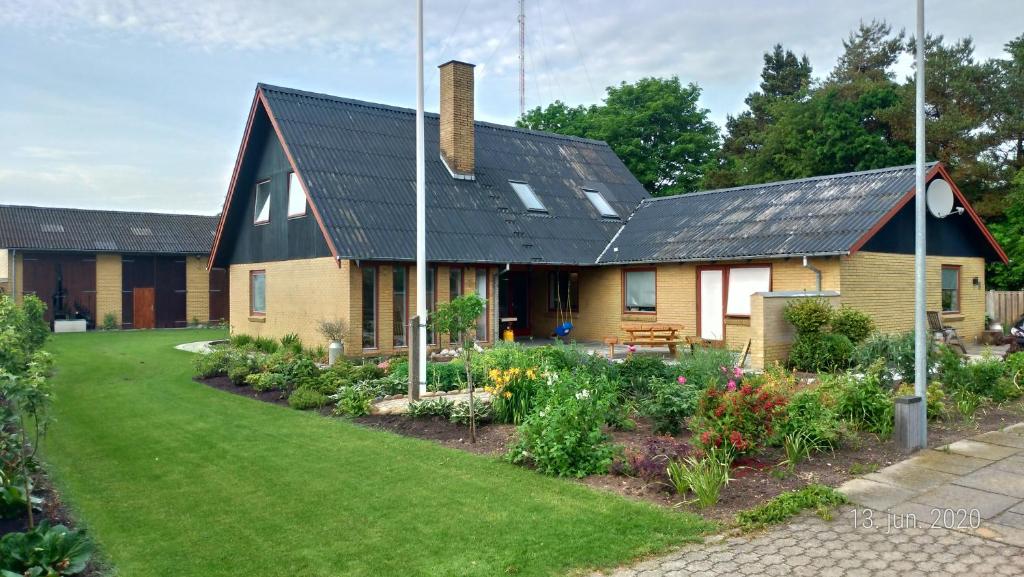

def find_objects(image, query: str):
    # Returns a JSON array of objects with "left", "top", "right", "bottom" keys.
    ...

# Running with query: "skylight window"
[
  {"left": 40, "top": 223, "right": 64, "bottom": 233},
  {"left": 509, "top": 181, "right": 547, "bottom": 213},
  {"left": 583, "top": 189, "right": 618, "bottom": 218},
  {"left": 130, "top": 227, "right": 153, "bottom": 236}
]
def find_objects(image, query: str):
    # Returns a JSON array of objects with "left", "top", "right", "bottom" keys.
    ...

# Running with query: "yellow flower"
[
  {"left": 526, "top": 369, "right": 537, "bottom": 380},
  {"left": 504, "top": 391, "right": 512, "bottom": 399}
]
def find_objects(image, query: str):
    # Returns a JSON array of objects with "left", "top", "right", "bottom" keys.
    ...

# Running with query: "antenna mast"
[{"left": 518, "top": 0, "right": 525, "bottom": 117}]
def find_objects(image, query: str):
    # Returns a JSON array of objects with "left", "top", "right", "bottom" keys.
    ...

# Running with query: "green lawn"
[{"left": 41, "top": 329, "right": 709, "bottom": 577}]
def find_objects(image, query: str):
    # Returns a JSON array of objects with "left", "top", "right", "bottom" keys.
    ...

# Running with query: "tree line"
[{"left": 516, "top": 21, "right": 1024, "bottom": 289}]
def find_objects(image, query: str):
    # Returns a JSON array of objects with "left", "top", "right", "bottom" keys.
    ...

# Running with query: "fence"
[{"left": 986, "top": 291, "right": 1024, "bottom": 329}]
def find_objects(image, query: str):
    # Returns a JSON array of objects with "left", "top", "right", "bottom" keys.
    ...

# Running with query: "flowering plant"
[
  {"left": 690, "top": 381, "right": 788, "bottom": 457},
  {"left": 485, "top": 366, "right": 540, "bottom": 424}
]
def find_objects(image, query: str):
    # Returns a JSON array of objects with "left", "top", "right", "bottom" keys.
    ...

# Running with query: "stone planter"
[{"left": 54, "top": 319, "right": 87, "bottom": 333}]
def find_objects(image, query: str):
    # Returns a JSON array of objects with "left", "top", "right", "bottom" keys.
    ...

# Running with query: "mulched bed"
[
  {"left": 197, "top": 375, "right": 290, "bottom": 406},
  {"left": 195, "top": 375, "right": 1024, "bottom": 526}
]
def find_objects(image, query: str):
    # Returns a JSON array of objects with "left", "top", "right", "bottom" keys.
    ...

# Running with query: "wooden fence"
[{"left": 987, "top": 291, "right": 1024, "bottom": 328}]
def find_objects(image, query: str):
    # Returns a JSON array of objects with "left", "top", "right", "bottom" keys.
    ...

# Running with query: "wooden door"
[{"left": 133, "top": 288, "right": 156, "bottom": 329}]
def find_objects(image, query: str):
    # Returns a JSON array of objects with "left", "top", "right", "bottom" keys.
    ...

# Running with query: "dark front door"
[
  {"left": 499, "top": 271, "right": 531, "bottom": 336},
  {"left": 133, "top": 288, "right": 156, "bottom": 329}
]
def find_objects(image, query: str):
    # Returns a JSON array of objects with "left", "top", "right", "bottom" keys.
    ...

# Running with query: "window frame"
[
  {"left": 249, "top": 270, "right": 266, "bottom": 317},
  {"left": 475, "top": 267, "right": 489, "bottom": 342},
  {"left": 286, "top": 172, "right": 307, "bottom": 218},
  {"left": 361, "top": 265, "right": 378, "bottom": 350},
  {"left": 547, "top": 270, "right": 580, "bottom": 313},
  {"left": 941, "top": 264, "right": 961, "bottom": 314},
  {"left": 253, "top": 179, "right": 271, "bottom": 225},
  {"left": 508, "top": 180, "right": 547, "bottom": 213},
  {"left": 582, "top": 188, "right": 619, "bottom": 219},
  {"left": 622, "top": 268, "right": 657, "bottom": 315},
  {"left": 724, "top": 264, "right": 773, "bottom": 319},
  {"left": 392, "top": 265, "right": 409, "bottom": 348}
]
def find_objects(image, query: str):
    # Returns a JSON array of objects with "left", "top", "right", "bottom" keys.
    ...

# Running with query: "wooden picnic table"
[{"left": 620, "top": 323, "right": 684, "bottom": 355}]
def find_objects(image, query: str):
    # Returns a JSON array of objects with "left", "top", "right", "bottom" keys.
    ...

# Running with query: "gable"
[{"left": 211, "top": 100, "right": 333, "bottom": 267}]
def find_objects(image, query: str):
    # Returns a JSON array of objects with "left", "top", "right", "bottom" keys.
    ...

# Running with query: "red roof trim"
[{"left": 848, "top": 163, "right": 1008, "bottom": 264}]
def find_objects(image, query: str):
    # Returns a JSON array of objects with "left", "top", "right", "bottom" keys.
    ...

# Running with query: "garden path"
[{"left": 590, "top": 423, "right": 1024, "bottom": 576}]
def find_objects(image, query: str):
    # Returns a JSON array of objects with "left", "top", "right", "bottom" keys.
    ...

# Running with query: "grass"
[{"left": 41, "top": 329, "right": 710, "bottom": 577}]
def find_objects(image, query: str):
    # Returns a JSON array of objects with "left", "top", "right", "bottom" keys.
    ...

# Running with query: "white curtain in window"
[
  {"left": 726, "top": 267, "right": 771, "bottom": 316},
  {"left": 625, "top": 271, "right": 656, "bottom": 310}
]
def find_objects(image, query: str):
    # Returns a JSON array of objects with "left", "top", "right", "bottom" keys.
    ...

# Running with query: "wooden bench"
[{"left": 620, "top": 323, "right": 684, "bottom": 356}]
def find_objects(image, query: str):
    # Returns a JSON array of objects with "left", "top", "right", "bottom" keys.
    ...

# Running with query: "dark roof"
[
  {"left": 254, "top": 84, "right": 650, "bottom": 265},
  {"left": 0, "top": 205, "right": 218, "bottom": 255},
  {"left": 598, "top": 164, "right": 937, "bottom": 264}
]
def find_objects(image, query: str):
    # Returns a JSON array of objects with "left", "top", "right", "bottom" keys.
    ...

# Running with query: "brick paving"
[{"left": 590, "top": 424, "right": 1024, "bottom": 576}]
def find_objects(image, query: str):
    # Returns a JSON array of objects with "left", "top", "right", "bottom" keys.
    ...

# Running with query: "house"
[
  {"left": 0, "top": 205, "right": 227, "bottom": 329},
  {"left": 209, "top": 60, "right": 1006, "bottom": 367}
]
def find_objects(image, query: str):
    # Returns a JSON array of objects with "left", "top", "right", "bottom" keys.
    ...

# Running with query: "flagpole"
[
  {"left": 415, "top": 0, "right": 428, "bottom": 393},
  {"left": 913, "top": 0, "right": 928, "bottom": 448}
]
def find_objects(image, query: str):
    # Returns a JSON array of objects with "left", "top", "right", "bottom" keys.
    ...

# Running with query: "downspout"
[
  {"left": 802, "top": 256, "right": 822, "bottom": 293},
  {"left": 10, "top": 249, "right": 15, "bottom": 301}
]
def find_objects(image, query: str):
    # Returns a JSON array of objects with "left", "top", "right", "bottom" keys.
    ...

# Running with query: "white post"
[
  {"left": 912, "top": 0, "right": 928, "bottom": 449},
  {"left": 415, "top": 0, "right": 428, "bottom": 394}
]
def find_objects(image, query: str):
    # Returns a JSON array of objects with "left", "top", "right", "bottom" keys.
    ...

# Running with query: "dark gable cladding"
[
  {"left": 259, "top": 84, "right": 649, "bottom": 265},
  {"left": 0, "top": 205, "right": 217, "bottom": 254},
  {"left": 599, "top": 164, "right": 937, "bottom": 264}
]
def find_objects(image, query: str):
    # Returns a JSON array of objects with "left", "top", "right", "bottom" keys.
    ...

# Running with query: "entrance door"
[
  {"left": 133, "top": 287, "right": 156, "bottom": 330},
  {"left": 499, "top": 272, "right": 531, "bottom": 336},
  {"left": 699, "top": 269, "right": 724, "bottom": 341}
]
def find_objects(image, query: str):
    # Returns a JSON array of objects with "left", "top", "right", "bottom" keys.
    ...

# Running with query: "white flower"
[{"left": 575, "top": 389, "right": 590, "bottom": 400}]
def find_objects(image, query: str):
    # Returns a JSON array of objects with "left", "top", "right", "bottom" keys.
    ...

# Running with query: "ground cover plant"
[
  {"left": 735, "top": 484, "right": 847, "bottom": 530},
  {"left": 43, "top": 329, "right": 710, "bottom": 577}
]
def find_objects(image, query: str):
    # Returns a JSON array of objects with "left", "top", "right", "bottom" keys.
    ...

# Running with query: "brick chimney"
[{"left": 438, "top": 60, "right": 475, "bottom": 179}]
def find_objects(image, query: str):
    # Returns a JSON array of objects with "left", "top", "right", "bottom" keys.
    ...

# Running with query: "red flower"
[
  {"left": 729, "top": 430, "right": 746, "bottom": 449},
  {"left": 714, "top": 406, "right": 726, "bottom": 417},
  {"left": 700, "top": 431, "right": 712, "bottom": 445}
]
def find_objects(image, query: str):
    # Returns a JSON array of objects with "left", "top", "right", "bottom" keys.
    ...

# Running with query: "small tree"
[
  {"left": 0, "top": 353, "right": 53, "bottom": 528},
  {"left": 430, "top": 294, "right": 486, "bottom": 442}
]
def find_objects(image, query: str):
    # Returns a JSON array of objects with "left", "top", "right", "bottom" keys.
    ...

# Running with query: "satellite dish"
[{"left": 926, "top": 179, "right": 955, "bottom": 218}]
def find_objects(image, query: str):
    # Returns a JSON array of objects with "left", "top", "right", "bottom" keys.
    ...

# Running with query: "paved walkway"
[{"left": 590, "top": 424, "right": 1024, "bottom": 576}]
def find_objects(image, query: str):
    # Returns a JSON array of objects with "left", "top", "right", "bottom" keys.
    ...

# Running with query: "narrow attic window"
[
  {"left": 40, "top": 223, "right": 64, "bottom": 233},
  {"left": 130, "top": 227, "right": 153, "bottom": 236},
  {"left": 254, "top": 179, "right": 271, "bottom": 224},
  {"left": 287, "top": 172, "right": 306, "bottom": 217},
  {"left": 583, "top": 189, "right": 618, "bottom": 218},
  {"left": 509, "top": 181, "right": 547, "bottom": 213}
]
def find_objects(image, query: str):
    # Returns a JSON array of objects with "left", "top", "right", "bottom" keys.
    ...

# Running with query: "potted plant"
[{"left": 317, "top": 319, "right": 348, "bottom": 365}]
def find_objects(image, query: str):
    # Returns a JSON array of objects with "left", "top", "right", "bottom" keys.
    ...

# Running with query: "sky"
[{"left": 1, "top": 0, "right": 1021, "bottom": 214}]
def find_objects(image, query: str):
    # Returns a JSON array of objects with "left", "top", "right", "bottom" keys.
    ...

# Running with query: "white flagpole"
[
  {"left": 913, "top": 0, "right": 928, "bottom": 448},
  {"left": 415, "top": 0, "right": 428, "bottom": 394}
]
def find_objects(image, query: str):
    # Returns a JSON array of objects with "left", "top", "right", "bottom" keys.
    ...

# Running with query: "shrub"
[
  {"left": 508, "top": 374, "right": 618, "bottom": 477},
  {"left": 280, "top": 333, "right": 304, "bottom": 354},
  {"left": 226, "top": 352, "right": 263, "bottom": 385},
  {"left": 407, "top": 397, "right": 455, "bottom": 419},
  {"left": 1006, "top": 352, "right": 1024, "bottom": 391},
  {"left": 895, "top": 382, "right": 946, "bottom": 421},
  {"left": 952, "top": 388, "right": 983, "bottom": 420},
  {"left": 0, "top": 520, "right": 93, "bottom": 577},
  {"left": 826, "top": 361, "right": 894, "bottom": 437},
  {"left": 774, "top": 388, "right": 842, "bottom": 449},
  {"left": 317, "top": 319, "right": 348, "bottom": 343},
  {"left": 451, "top": 400, "right": 492, "bottom": 426},
  {"left": 252, "top": 336, "right": 279, "bottom": 354},
  {"left": 100, "top": 312, "right": 119, "bottom": 331},
  {"left": 782, "top": 298, "right": 833, "bottom": 334},
  {"left": 287, "top": 387, "right": 327, "bottom": 410},
  {"left": 229, "top": 333, "right": 254, "bottom": 348},
  {"left": 691, "top": 381, "right": 789, "bottom": 457},
  {"left": 0, "top": 471, "right": 29, "bottom": 520},
  {"left": 641, "top": 376, "right": 701, "bottom": 435},
  {"left": 427, "top": 361, "right": 466, "bottom": 392},
  {"left": 485, "top": 366, "right": 541, "bottom": 424},
  {"left": 735, "top": 484, "right": 847, "bottom": 530},
  {"left": 0, "top": 295, "right": 49, "bottom": 374},
  {"left": 244, "top": 371, "right": 289, "bottom": 392},
  {"left": 675, "top": 346, "right": 737, "bottom": 389},
  {"left": 788, "top": 332, "right": 853, "bottom": 373},
  {"left": 613, "top": 436, "right": 690, "bottom": 483},
  {"left": 666, "top": 448, "right": 731, "bottom": 508},
  {"left": 192, "top": 349, "right": 233, "bottom": 378},
  {"left": 617, "top": 354, "right": 669, "bottom": 397},
  {"left": 332, "top": 385, "right": 375, "bottom": 417},
  {"left": 829, "top": 307, "right": 875, "bottom": 344},
  {"left": 853, "top": 332, "right": 918, "bottom": 385},
  {"left": 531, "top": 342, "right": 589, "bottom": 372},
  {"left": 937, "top": 347, "right": 1017, "bottom": 401}
]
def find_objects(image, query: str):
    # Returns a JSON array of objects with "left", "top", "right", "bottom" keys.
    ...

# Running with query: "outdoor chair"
[{"left": 927, "top": 310, "right": 968, "bottom": 354}]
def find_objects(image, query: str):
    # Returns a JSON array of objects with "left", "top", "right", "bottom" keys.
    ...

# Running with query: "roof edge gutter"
[{"left": 596, "top": 251, "right": 849, "bottom": 267}]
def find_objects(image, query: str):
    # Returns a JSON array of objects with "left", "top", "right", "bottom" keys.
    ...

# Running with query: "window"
[
  {"left": 942, "top": 265, "right": 960, "bottom": 313},
  {"left": 548, "top": 271, "right": 579, "bottom": 312},
  {"left": 426, "top": 266, "right": 437, "bottom": 345},
  {"left": 475, "top": 268, "right": 489, "bottom": 341},
  {"left": 249, "top": 270, "right": 266, "bottom": 316},
  {"left": 624, "top": 270, "right": 656, "bottom": 313},
  {"left": 509, "top": 181, "right": 547, "bottom": 212},
  {"left": 287, "top": 172, "right": 306, "bottom": 217},
  {"left": 393, "top": 266, "right": 408, "bottom": 347},
  {"left": 725, "top": 267, "right": 771, "bottom": 317},
  {"left": 583, "top": 189, "right": 618, "bottom": 218},
  {"left": 362, "top": 266, "right": 377, "bottom": 349},
  {"left": 449, "top": 268, "right": 464, "bottom": 342},
  {"left": 254, "top": 179, "right": 271, "bottom": 224}
]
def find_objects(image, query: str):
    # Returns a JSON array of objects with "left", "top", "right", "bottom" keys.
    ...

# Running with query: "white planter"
[
  {"left": 328, "top": 341, "right": 344, "bottom": 366},
  {"left": 54, "top": 319, "right": 87, "bottom": 333}
]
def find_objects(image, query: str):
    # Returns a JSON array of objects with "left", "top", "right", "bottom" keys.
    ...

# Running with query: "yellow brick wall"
[
  {"left": 229, "top": 258, "right": 350, "bottom": 348},
  {"left": 95, "top": 254, "right": 122, "bottom": 326},
  {"left": 185, "top": 256, "right": 210, "bottom": 324},
  {"left": 13, "top": 253, "right": 23, "bottom": 302},
  {"left": 839, "top": 252, "right": 987, "bottom": 341},
  {"left": 750, "top": 293, "right": 842, "bottom": 369}
]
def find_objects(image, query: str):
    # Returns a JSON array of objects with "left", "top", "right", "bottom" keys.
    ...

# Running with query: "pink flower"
[
  {"left": 677, "top": 375, "right": 687, "bottom": 385},
  {"left": 726, "top": 380, "right": 737, "bottom": 392},
  {"left": 627, "top": 345, "right": 637, "bottom": 353},
  {"left": 720, "top": 365, "right": 729, "bottom": 374},
  {"left": 733, "top": 366, "right": 743, "bottom": 378}
]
